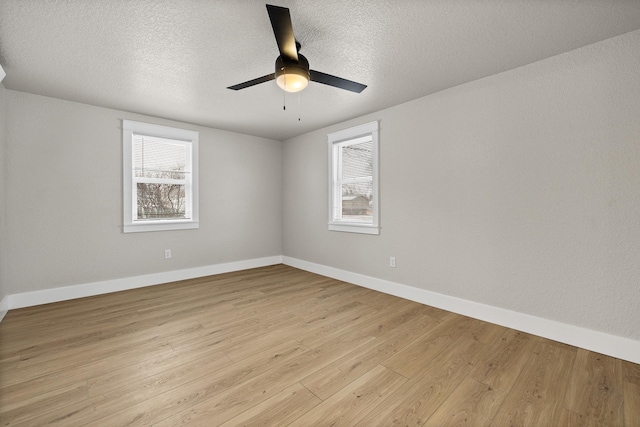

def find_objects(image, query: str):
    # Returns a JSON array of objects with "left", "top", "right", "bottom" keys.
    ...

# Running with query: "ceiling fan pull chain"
[
  {"left": 298, "top": 92, "right": 301, "bottom": 121},
  {"left": 283, "top": 69, "right": 287, "bottom": 110}
]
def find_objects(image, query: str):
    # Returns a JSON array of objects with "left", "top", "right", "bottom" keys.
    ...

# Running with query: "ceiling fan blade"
[
  {"left": 227, "top": 73, "right": 275, "bottom": 90},
  {"left": 310, "top": 70, "right": 367, "bottom": 93},
  {"left": 266, "top": 4, "right": 298, "bottom": 62}
]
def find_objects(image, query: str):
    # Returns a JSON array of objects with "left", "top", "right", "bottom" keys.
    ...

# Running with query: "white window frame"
[
  {"left": 123, "top": 120, "right": 199, "bottom": 233},
  {"left": 328, "top": 120, "right": 379, "bottom": 235}
]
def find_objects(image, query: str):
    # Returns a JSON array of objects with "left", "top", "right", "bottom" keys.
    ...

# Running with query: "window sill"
[
  {"left": 124, "top": 220, "right": 199, "bottom": 233},
  {"left": 328, "top": 223, "right": 379, "bottom": 235}
]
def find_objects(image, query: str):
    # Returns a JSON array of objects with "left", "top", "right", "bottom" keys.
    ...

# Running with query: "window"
[
  {"left": 123, "top": 120, "right": 199, "bottom": 233},
  {"left": 328, "top": 121, "right": 379, "bottom": 235}
]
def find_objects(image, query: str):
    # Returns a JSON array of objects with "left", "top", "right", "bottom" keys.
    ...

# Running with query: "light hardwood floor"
[{"left": 1, "top": 264, "right": 638, "bottom": 426}]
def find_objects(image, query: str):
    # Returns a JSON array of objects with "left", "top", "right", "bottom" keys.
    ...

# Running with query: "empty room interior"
[{"left": 1, "top": 1, "right": 639, "bottom": 425}]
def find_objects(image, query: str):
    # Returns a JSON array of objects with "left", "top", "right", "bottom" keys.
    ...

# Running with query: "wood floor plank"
[
  {"left": 0, "top": 356, "right": 19, "bottom": 375},
  {"left": 14, "top": 353, "right": 230, "bottom": 426},
  {"left": 150, "top": 329, "right": 376, "bottom": 426},
  {"left": 557, "top": 408, "right": 609, "bottom": 426},
  {"left": 10, "top": 317, "right": 201, "bottom": 378},
  {"left": 2, "top": 345, "right": 229, "bottom": 411},
  {"left": 564, "top": 349, "right": 624, "bottom": 425},
  {"left": 1, "top": 334, "right": 174, "bottom": 388},
  {"left": 301, "top": 313, "right": 437, "bottom": 400},
  {"left": 19, "top": 340, "right": 307, "bottom": 426},
  {"left": 624, "top": 381, "right": 640, "bottom": 426},
  {"left": 86, "top": 348, "right": 233, "bottom": 398},
  {"left": 0, "top": 342, "right": 172, "bottom": 407},
  {"left": 357, "top": 290, "right": 406, "bottom": 310},
  {"left": 218, "top": 382, "right": 321, "bottom": 427},
  {"left": 422, "top": 376, "right": 506, "bottom": 426},
  {"left": 15, "top": 317, "right": 202, "bottom": 366},
  {"left": 357, "top": 336, "right": 486, "bottom": 426},
  {"left": 213, "top": 313, "right": 304, "bottom": 361},
  {"left": 470, "top": 328, "right": 538, "bottom": 393},
  {"left": 489, "top": 340, "right": 576, "bottom": 426},
  {"left": 383, "top": 313, "right": 486, "bottom": 378},
  {"left": 623, "top": 359, "right": 640, "bottom": 385},
  {"left": 288, "top": 365, "right": 407, "bottom": 427},
  {"left": 0, "top": 380, "right": 88, "bottom": 425},
  {"left": 166, "top": 311, "right": 273, "bottom": 354},
  {"left": 294, "top": 304, "right": 380, "bottom": 349},
  {"left": 222, "top": 301, "right": 368, "bottom": 362},
  {"left": 357, "top": 298, "right": 434, "bottom": 338}
]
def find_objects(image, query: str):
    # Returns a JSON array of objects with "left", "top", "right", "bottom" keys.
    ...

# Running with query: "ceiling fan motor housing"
[{"left": 275, "top": 54, "right": 310, "bottom": 92}]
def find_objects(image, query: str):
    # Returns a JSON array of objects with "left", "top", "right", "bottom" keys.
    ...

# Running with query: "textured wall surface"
[
  {"left": 283, "top": 31, "right": 640, "bottom": 341},
  {"left": 0, "top": 84, "right": 6, "bottom": 303},
  {"left": 4, "top": 91, "right": 283, "bottom": 294}
]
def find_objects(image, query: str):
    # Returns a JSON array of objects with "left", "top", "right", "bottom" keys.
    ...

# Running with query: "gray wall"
[
  {"left": 0, "top": 84, "right": 6, "bottom": 305},
  {"left": 4, "top": 90, "right": 283, "bottom": 294},
  {"left": 282, "top": 31, "right": 640, "bottom": 341}
]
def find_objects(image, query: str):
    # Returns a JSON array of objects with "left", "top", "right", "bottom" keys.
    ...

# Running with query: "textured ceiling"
[{"left": 1, "top": 1, "right": 639, "bottom": 141}]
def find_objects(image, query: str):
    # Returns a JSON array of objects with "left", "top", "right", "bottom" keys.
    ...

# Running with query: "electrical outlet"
[
  {"left": 390, "top": 256, "right": 396, "bottom": 268},
  {"left": 165, "top": 249, "right": 172, "bottom": 259}
]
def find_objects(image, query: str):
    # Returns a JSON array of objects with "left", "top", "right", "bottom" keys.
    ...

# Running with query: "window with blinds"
[
  {"left": 328, "top": 121, "right": 379, "bottom": 235},
  {"left": 123, "top": 120, "right": 199, "bottom": 233}
]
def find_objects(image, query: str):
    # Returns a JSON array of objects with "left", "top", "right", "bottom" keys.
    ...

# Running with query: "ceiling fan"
[{"left": 227, "top": 4, "right": 367, "bottom": 94}]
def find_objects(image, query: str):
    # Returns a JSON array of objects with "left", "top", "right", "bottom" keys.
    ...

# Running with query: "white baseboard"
[
  {"left": 6, "top": 256, "right": 283, "bottom": 311},
  {"left": 282, "top": 256, "right": 640, "bottom": 365},
  {"left": 0, "top": 295, "right": 8, "bottom": 323},
  {"left": 4, "top": 254, "right": 638, "bottom": 364}
]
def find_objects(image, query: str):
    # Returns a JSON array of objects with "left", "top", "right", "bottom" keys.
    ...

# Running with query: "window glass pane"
[
  {"left": 134, "top": 135, "right": 187, "bottom": 179},
  {"left": 136, "top": 183, "right": 187, "bottom": 220},
  {"left": 341, "top": 140, "right": 372, "bottom": 180},
  {"left": 341, "top": 181, "right": 372, "bottom": 223}
]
